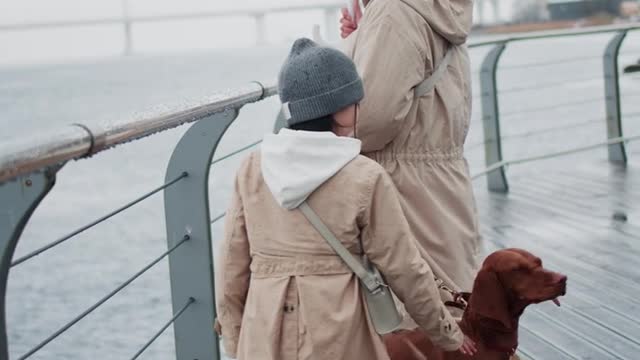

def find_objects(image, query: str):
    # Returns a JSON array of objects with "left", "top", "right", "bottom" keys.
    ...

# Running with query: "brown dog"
[{"left": 384, "top": 248, "right": 567, "bottom": 360}]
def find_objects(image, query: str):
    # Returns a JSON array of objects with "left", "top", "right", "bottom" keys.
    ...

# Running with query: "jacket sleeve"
[
  {"left": 215, "top": 175, "right": 251, "bottom": 358},
  {"left": 353, "top": 16, "right": 426, "bottom": 152},
  {"left": 359, "top": 170, "right": 464, "bottom": 351}
]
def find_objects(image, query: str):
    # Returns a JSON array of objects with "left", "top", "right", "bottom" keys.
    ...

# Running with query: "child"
[{"left": 215, "top": 38, "right": 475, "bottom": 360}]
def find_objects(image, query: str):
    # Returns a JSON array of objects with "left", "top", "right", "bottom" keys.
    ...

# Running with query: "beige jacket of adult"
[
  {"left": 216, "top": 129, "right": 463, "bottom": 360},
  {"left": 343, "top": 0, "right": 481, "bottom": 306}
]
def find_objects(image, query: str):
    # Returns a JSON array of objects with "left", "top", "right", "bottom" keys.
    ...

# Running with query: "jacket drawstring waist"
[
  {"left": 250, "top": 254, "right": 354, "bottom": 278},
  {"left": 366, "top": 147, "right": 463, "bottom": 164}
]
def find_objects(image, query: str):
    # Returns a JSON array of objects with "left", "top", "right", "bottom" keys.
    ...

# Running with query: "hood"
[
  {"left": 261, "top": 128, "right": 361, "bottom": 210},
  {"left": 398, "top": 0, "right": 473, "bottom": 45}
]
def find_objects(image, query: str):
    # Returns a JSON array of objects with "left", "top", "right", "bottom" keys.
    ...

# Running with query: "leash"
[
  {"left": 434, "top": 277, "right": 519, "bottom": 358},
  {"left": 434, "top": 276, "right": 470, "bottom": 311}
]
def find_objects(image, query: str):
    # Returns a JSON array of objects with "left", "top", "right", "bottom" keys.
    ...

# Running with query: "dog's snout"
[{"left": 554, "top": 274, "right": 568, "bottom": 295}]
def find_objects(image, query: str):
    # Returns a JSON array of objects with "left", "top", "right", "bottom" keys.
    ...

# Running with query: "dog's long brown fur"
[{"left": 384, "top": 248, "right": 567, "bottom": 360}]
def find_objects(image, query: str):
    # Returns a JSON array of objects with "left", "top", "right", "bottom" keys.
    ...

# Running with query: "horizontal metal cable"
[
  {"left": 10, "top": 172, "right": 188, "bottom": 268},
  {"left": 211, "top": 140, "right": 262, "bottom": 166},
  {"left": 500, "top": 55, "right": 601, "bottom": 70},
  {"left": 211, "top": 212, "right": 226, "bottom": 224},
  {"left": 130, "top": 297, "right": 195, "bottom": 360},
  {"left": 465, "top": 117, "right": 604, "bottom": 151},
  {"left": 18, "top": 234, "right": 190, "bottom": 360},
  {"left": 508, "top": 117, "right": 605, "bottom": 137},
  {"left": 500, "top": 75, "right": 599, "bottom": 94},
  {"left": 501, "top": 96, "right": 603, "bottom": 117},
  {"left": 471, "top": 134, "right": 640, "bottom": 180}
]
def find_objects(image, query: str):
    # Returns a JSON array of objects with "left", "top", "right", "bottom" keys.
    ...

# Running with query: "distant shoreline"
[{"left": 474, "top": 17, "right": 638, "bottom": 35}]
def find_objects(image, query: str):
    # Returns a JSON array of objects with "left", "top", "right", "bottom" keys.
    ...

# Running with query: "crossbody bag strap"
[
  {"left": 299, "top": 201, "right": 381, "bottom": 292},
  {"left": 414, "top": 45, "right": 457, "bottom": 98}
]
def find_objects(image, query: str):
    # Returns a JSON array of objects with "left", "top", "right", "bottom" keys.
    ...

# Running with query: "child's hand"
[{"left": 458, "top": 335, "right": 478, "bottom": 356}]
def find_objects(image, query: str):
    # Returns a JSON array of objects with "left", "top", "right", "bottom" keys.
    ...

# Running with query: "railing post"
[
  {"left": 273, "top": 108, "right": 287, "bottom": 133},
  {"left": 324, "top": 7, "right": 340, "bottom": 42},
  {"left": 123, "top": 21, "right": 133, "bottom": 56},
  {"left": 603, "top": 30, "right": 628, "bottom": 164},
  {"left": 254, "top": 12, "right": 267, "bottom": 46},
  {"left": 164, "top": 109, "right": 239, "bottom": 360},
  {"left": 0, "top": 168, "right": 59, "bottom": 359},
  {"left": 480, "top": 42, "right": 509, "bottom": 192},
  {"left": 122, "top": 0, "right": 132, "bottom": 56}
]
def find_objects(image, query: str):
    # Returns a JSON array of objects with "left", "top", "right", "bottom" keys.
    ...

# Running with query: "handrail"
[
  {"left": 0, "top": 81, "right": 276, "bottom": 183},
  {"left": 467, "top": 23, "right": 640, "bottom": 49}
]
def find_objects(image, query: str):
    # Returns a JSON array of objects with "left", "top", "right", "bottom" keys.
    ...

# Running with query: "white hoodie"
[{"left": 261, "top": 129, "right": 361, "bottom": 210}]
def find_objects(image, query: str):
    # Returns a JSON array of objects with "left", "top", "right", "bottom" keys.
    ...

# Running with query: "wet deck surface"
[{"left": 474, "top": 160, "right": 640, "bottom": 360}]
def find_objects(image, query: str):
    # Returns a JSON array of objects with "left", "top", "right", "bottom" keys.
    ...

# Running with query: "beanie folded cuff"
[{"left": 285, "top": 78, "right": 364, "bottom": 125}]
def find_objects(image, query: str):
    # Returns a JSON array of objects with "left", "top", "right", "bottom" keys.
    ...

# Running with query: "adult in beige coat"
[
  {"left": 215, "top": 39, "right": 476, "bottom": 360},
  {"left": 341, "top": 0, "right": 481, "bottom": 315}
]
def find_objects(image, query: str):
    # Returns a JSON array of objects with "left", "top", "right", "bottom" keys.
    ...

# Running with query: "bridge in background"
[{"left": 0, "top": 0, "right": 510, "bottom": 55}]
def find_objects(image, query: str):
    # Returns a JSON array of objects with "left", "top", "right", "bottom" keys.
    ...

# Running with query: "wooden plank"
[
  {"left": 532, "top": 304, "right": 640, "bottom": 358},
  {"left": 519, "top": 326, "right": 577, "bottom": 360},
  {"left": 479, "top": 206, "right": 640, "bottom": 289},
  {"left": 480, "top": 185, "right": 640, "bottom": 257},
  {"left": 502, "top": 183, "right": 640, "bottom": 260},
  {"left": 479, "top": 197, "right": 640, "bottom": 280},
  {"left": 491, "top": 188, "right": 640, "bottom": 254},
  {"left": 514, "top": 175, "right": 640, "bottom": 236},
  {"left": 479, "top": 196, "right": 640, "bottom": 268}
]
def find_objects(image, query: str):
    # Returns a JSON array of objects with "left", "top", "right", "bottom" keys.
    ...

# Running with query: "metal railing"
[
  {"left": 0, "top": 23, "right": 639, "bottom": 360},
  {"left": 0, "top": 80, "right": 276, "bottom": 360}
]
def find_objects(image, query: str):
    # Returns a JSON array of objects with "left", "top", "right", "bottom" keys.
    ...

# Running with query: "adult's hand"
[{"left": 340, "top": 0, "right": 363, "bottom": 38}]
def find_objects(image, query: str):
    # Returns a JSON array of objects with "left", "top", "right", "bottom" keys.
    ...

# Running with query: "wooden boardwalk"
[{"left": 474, "top": 159, "right": 640, "bottom": 360}]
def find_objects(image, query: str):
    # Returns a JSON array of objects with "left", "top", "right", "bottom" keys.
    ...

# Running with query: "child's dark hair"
[{"left": 289, "top": 115, "right": 334, "bottom": 132}]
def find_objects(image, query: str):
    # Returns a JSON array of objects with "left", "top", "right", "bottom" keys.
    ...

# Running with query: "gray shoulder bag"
[
  {"left": 414, "top": 45, "right": 457, "bottom": 98},
  {"left": 299, "top": 201, "right": 402, "bottom": 335}
]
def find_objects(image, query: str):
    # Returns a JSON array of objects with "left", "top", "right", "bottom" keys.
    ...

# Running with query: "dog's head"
[{"left": 468, "top": 248, "right": 567, "bottom": 332}]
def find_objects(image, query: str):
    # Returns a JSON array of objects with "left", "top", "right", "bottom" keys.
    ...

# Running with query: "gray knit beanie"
[{"left": 278, "top": 38, "right": 364, "bottom": 127}]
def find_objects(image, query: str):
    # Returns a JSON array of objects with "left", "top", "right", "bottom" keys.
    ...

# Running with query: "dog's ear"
[{"left": 469, "top": 268, "right": 512, "bottom": 330}]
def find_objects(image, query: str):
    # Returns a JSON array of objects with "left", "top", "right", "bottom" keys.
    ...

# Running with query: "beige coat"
[
  {"left": 344, "top": 0, "right": 481, "bottom": 311},
  {"left": 216, "top": 149, "right": 463, "bottom": 360}
]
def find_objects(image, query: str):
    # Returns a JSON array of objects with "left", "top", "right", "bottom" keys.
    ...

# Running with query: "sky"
[{"left": 0, "top": 0, "right": 515, "bottom": 66}]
